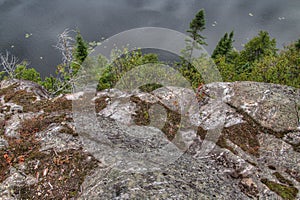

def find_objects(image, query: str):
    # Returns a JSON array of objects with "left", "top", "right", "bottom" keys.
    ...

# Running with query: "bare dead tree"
[
  {"left": 0, "top": 50, "right": 19, "bottom": 78},
  {"left": 51, "top": 29, "right": 77, "bottom": 95},
  {"left": 54, "top": 28, "right": 75, "bottom": 74}
]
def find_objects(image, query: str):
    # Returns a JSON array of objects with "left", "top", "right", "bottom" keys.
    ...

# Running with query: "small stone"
[
  {"left": 43, "top": 168, "right": 49, "bottom": 176},
  {"left": 0, "top": 113, "right": 5, "bottom": 121},
  {"left": 241, "top": 178, "right": 257, "bottom": 188},
  {"left": 283, "top": 131, "right": 300, "bottom": 145},
  {"left": 10, "top": 104, "right": 23, "bottom": 114},
  {"left": 240, "top": 178, "right": 259, "bottom": 198},
  {"left": 0, "top": 137, "right": 8, "bottom": 149}
]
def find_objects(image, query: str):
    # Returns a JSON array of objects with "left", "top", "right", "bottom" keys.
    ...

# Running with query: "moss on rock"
[
  {"left": 261, "top": 178, "right": 298, "bottom": 200},
  {"left": 273, "top": 172, "right": 294, "bottom": 186}
]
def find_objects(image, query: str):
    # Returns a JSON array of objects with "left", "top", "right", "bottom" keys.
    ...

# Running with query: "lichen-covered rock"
[
  {"left": 79, "top": 153, "right": 251, "bottom": 199},
  {"left": 77, "top": 82, "right": 300, "bottom": 199},
  {"left": 0, "top": 79, "right": 49, "bottom": 100},
  {"left": 284, "top": 131, "right": 300, "bottom": 147},
  {"left": 204, "top": 81, "right": 300, "bottom": 133},
  {"left": 0, "top": 80, "right": 300, "bottom": 199},
  {"left": 4, "top": 113, "right": 37, "bottom": 138},
  {"left": 36, "top": 123, "right": 81, "bottom": 153},
  {"left": 0, "top": 167, "right": 36, "bottom": 199}
]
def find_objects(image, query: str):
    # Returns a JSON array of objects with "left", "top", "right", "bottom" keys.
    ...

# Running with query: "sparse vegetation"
[
  {"left": 0, "top": 5, "right": 299, "bottom": 200},
  {"left": 261, "top": 178, "right": 298, "bottom": 200}
]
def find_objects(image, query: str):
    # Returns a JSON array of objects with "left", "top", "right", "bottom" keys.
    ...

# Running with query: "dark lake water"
[{"left": 0, "top": 0, "right": 299, "bottom": 77}]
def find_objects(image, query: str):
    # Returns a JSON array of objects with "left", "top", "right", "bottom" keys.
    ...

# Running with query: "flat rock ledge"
[{"left": 0, "top": 80, "right": 299, "bottom": 199}]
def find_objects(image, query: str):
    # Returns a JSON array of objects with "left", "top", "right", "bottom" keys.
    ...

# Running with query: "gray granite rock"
[
  {"left": 1, "top": 80, "right": 300, "bottom": 199},
  {"left": 205, "top": 81, "right": 300, "bottom": 132}
]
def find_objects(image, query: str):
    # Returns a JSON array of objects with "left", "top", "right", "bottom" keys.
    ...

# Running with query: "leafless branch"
[
  {"left": 54, "top": 29, "right": 75, "bottom": 73},
  {"left": 49, "top": 29, "right": 77, "bottom": 95},
  {"left": 0, "top": 50, "right": 19, "bottom": 78}
]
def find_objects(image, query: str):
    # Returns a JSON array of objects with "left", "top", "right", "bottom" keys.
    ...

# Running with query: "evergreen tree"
[
  {"left": 212, "top": 31, "right": 234, "bottom": 59},
  {"left": 97, "top": 48, "right": 160, "bottom": 91},
  {"left": 187, "top": 9, "right": 207, "bottom": 45},
  {"left": 72, "top": 31, "right": 88, "bottom": 75},
  {"left": 240, "top": 31, "right": 277, "bottom": 63},
  {"left": 74, "top": 31, "right": 88, "bottom": 64},
  {"left": 249, "top": 45, "right": 299, "bottom": 88},
  {"left": 178, "top": 9, "right": 207, "bottom": 89},
  {"left": 235, "top": 30, "right": 277, "bottom": 76},
  {"left": 49, "top": 29, "right": 89, "bottom": 95},
  {"left": 295, "top": 38, "right": 300, "bottom": 51}
]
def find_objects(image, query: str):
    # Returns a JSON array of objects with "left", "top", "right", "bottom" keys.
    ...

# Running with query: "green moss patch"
[
  {"left": 261, "top": 178, "right": 298, "bottom": 200},
  {"left": 0, "top": 84, "right": 19, "bottom": 98},
  {"left": 226, "top": 103, "right": 290, "bottom": 139},
  {"left": 130, "top": 96, "right": 151, "bottom": 126},
  {"left": 216, "top": 136, "right": 238, "bottom": 155},
  {"left": 138, "top": 83, "right": 163, "bottom": 93},
  {"left": 1, "top": 112, "right": 75, "bottom": 183},
  {"left": 197, "top": 126, "right": 207, "bottom": 140},
  {"left": 161, "top": 108, "right": 181, "bottom": 140},
  {"left": 130, "top": 96, "right": 181, "bottom": 141},
  {"left": 34, "top": 97, "right": 72, "bottom": 113},
  {"left": 0, "top": 123, "right": 41, "bottom": 183}
]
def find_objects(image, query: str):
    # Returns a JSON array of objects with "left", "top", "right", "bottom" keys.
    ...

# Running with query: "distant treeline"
[{"left": 0, "top": 9, "right": 299, "bottom": 96}]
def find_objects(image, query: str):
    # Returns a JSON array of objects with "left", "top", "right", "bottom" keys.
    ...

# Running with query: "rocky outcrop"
[{"left": 0, "top": 80, "right": 299, "bottom": 199}]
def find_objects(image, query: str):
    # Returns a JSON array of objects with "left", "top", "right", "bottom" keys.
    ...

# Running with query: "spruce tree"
[
  {"left": 74, "top": 31, "right": 88, "bottom": 65},
  {"left": 236, "top": 31, "right": 277, "bottom": 77},
  {"left": 72, "top": 31, "right": 88, "bottom": 75},
  {"left": 212, "top": 31, "right": 234, "bottom": 59},
  {"left": 178, "top": 9, "right": 208, "bottom": 88},
  {"left": 295, "top": 39, "right": 300, "bottom": 51},
  {"left": 240, "top": 31, "right": 277, "bottom": 63},
  {"left": 187, "top": 9, "right": 207, "bottom": 45}
]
